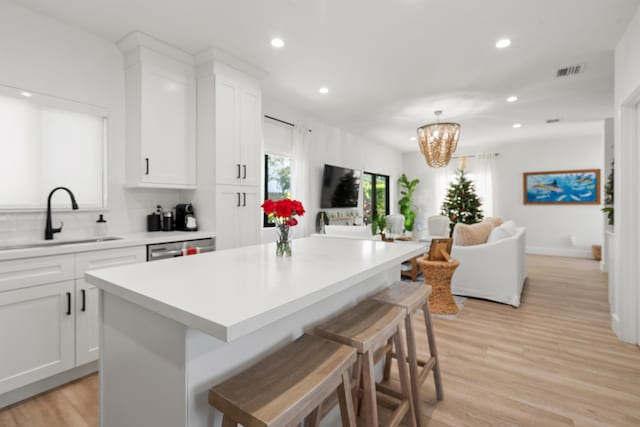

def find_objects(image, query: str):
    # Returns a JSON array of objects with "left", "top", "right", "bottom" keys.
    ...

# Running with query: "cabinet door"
[
  {"left": 141, "top": 66, "right": 196, "bottom": 186},
  {"left": 75, "top": 280, "right": 99, "bottom": 366},
  {"left": 215, "top": 186, "right": 241, "bottom": 250},
  {"left": 239, "top": 188, "right": 261, "bottom": 247},
  {"left": 238, "top": 87, "right": 262, "bottom": 187},
  {"left": 215, "top": 78, "right": 241, "bottom": 186},
  {"left": 0, "top": 281, "right": 75, "bottom": 394}
]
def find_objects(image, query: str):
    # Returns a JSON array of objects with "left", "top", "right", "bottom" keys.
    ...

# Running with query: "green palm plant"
[{"left": 398, "top": 174, "right": 420, "bottom": 232}]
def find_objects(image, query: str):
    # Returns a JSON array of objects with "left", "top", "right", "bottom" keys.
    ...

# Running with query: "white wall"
[
  {"left": 613, "top": 4, "right": 640, "bottom": 344},
  {"left": 0, "top": 1, "right": 185, "bottom": 242},
  {"left": 262, "top": 97, "right": 403, "bottom": 241},
  {"left": 403, "top": 134, "right": 604, "bottom": 257}
]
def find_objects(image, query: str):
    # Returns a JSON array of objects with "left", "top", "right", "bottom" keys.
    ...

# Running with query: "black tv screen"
[{"left": 321, "top": 164, "right": 361, "bottom": 208}]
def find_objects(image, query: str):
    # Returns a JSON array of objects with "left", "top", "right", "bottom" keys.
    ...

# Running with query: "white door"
[
  {"left": 0, "top": 281, "right": 75, "bottom": 394},
  {"left": 141, "top": 66, "right": 196, "bottom": 186},
  {"left": 239, "top": 87, "right": 261, "bottom": 187},
  {"left": 75, "top": 280, "right": 100, "bottom": 366},
  {"left": 239, "top": 188, "right": 261, "bottom": 247},
  {"left": 215, "top": 78, "right": 241, "bottom": 186},
  {"left": 215, "top": 186, "right": 241, "bottom": 250}
]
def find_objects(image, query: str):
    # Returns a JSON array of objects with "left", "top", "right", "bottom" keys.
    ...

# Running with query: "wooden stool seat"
[
  {"left": 316, "top": 300, "right": 416, "bottom": 427},
  {"left": 372, "top": 281, "right": 431, "bottom": 313},
  {"left": 209, "top": 334, "right": 357, "bottom": 427},
  {"left": 316, "top": 299, "right": 406, "bottom": 353},
  {"left": 372, "top": 281, "right": 444, "bottom": 427}
]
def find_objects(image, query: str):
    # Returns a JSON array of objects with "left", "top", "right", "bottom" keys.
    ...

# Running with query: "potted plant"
[{"left": 398, "top": 174, "right": 420, "bottom": 234}]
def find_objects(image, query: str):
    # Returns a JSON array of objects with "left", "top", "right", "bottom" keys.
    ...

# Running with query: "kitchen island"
[{"left": 86, "top": 236, "right": 426, "bottom": 427}]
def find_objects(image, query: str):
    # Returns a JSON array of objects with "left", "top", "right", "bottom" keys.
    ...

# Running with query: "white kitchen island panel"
[{"left": 87, "top": 237, "right": 426, "bottom": 427}]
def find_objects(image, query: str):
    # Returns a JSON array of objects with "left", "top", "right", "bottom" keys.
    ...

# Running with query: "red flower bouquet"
[{"left": 261, "top": 199, "right": 305, "bottom": 256}]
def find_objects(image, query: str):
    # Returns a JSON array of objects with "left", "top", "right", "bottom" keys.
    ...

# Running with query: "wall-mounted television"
[{"left": 321, "top": 164, "right": 361, "bottom": 208}]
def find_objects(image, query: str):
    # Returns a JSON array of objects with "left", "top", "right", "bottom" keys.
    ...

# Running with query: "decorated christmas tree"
[{"left": 440, "top": 169, "right": 484, "bottom": 236}]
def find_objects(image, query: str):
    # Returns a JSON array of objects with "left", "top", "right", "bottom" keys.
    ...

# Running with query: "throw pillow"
[
  {"left": 501, "top": 220, "right": 517, "bottom": 236},
  {"left": 487, "top": 224, "right": 512, "bottom": 243},
  {"left": 482, "top": 217, "right": 504, "bottom": 227},
  {"left": 454, "top": 222, "right": 494, "bottom": 246}
]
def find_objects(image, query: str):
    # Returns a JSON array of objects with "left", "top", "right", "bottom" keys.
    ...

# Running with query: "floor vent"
[
  {"left": 556, "top": 64, "right": 584, "bottom": 78},
  {"left": 546, "top": 118, "right": 561, "bottom": 123}
]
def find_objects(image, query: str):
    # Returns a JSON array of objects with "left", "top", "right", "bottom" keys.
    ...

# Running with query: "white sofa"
[{"left": 451, "top": 226, "right": 527, "bottom": 307}]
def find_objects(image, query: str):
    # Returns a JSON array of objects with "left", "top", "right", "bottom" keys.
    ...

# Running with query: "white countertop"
[
  {"left": 0, "top": 231, "right": 216, "bottom": 261},
  {"left": 86, "top": 236, "right": 426, "bottom": 342}
]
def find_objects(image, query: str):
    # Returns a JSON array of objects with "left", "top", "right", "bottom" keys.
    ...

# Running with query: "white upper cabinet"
[
  {"left": 196, "top": 53, "right": 265, "bottom": 188},
  {"left": 214, "top": 74, "right": 262, "bottom": 187},
  {"left": 119, "top": 32, "right": 197, "bottom": 189}
]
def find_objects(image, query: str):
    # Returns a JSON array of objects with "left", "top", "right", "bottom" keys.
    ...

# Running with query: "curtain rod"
[
  {"left": 264, "top": 115, "right": 295, "bottom": 127},
  {"left": 451, "top": 153, "right": 500, "bottom": 159}
]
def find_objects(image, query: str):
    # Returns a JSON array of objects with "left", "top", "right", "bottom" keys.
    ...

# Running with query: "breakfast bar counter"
[{"left": 86, "top": 236, "right": 426, "bottom": 427}]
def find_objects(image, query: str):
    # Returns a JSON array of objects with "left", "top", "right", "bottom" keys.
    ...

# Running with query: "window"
[
  {"left": 0, "top": 85, "right": 107, "bottom": 210},
  {"left": 263, "top": 153, "right": 292, "bottom": 227},
  {"left": 362, "top": 172, "right": 390, "bottom": 224},
  {"left": 263, "top": 116, "right": 294, "bottom": 227}
]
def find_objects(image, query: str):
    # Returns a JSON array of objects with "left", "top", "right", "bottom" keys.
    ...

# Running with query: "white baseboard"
[
  {"left": 0, "top": 361, "right": 98, "bottom": 409},
  {"left": 611, "top": 313, "right": 621, "bottom": 338},
  {"left": 526, "top": 246, "right": 594, "bottom": 259},
  {"left": 600, "top": 260, "right": 608, "bottom": 272}
]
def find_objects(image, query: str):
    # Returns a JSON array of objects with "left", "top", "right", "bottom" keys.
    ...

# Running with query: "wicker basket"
[{"left": 417, "top": 257, "right": 461, "bottom": 315}]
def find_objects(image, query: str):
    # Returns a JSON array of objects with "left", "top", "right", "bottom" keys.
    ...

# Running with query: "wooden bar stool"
[
  {"left": 209, "top": 334, "right": 357, "bottom": 427},
  {"left": 315, "top": 300, "right": 416, "bottom": 427},
  {"left": 371, "top": 281, "right": 444, "bottom": 427}
]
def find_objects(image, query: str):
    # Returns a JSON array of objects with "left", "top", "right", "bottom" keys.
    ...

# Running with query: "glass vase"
[{"left": 275, "top": 224, "right": 292, "bottom": 257}]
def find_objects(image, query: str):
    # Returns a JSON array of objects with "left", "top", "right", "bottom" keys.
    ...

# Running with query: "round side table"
[{"left": 417, "top": 257, "right": 460, "bottom": 314}]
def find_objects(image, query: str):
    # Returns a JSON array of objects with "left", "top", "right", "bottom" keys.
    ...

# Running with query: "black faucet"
[{"left": 45, "top": 187, "right": 79, "bottom": 240}]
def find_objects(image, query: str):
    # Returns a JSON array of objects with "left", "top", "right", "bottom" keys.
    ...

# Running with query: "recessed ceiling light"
[
  {"left": 512, "top": 123, "right": 522, "bottom": 129},
  {"left": 409, "top": 136, "right": 417, "bottom": 141},
  {"left": 318, "top": 87, "right": 329, "bottom": 94},
  {"left": 21, "top": 91, "right": 32, "bottom": 97},
  {"left": 270, "top": 38, "right": 284, "bottom": 48},
  {"left": 506, "top": 95, "right": 518, "bottom": 103},
  {"left": 496, "top": 38, "right": 511, "bottom": 49}
]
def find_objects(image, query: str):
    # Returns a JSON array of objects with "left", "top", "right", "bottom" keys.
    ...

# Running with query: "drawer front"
[
  {"left": 0, "top": 255, "right": 75, "bottom": 293},
  {"left": 75, "top": 246, "right": 146, "bottom": 278}
]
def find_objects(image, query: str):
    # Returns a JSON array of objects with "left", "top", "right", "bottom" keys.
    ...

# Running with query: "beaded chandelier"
[{"left": 417, "top": 110, "right": 461, "bottom": 168}]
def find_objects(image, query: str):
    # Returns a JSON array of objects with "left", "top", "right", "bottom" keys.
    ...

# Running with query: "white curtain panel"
[
  {"left": 291, "top": 126, "right": 310, "bottom": 237},
  {"left": 434, "top": 162, "right": 457, "bottom": 215},
  {"left": 473, "top": 153, "right": 496, "bottom": 217}
]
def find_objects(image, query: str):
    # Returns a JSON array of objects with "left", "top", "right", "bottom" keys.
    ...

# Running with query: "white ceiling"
[{"left": 12, "top": 0, "right": 640, "bottom": 151}]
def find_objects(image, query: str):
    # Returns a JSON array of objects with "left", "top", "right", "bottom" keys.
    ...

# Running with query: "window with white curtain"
[
  {"left": 263, "top": 117, "right": 294, "bottom": 227},
  {"left": 434, "top": 155, "right": 496, "bottom": 217},
  {"left": 0, "top": 86, "right": 107, "bottom": 210}
]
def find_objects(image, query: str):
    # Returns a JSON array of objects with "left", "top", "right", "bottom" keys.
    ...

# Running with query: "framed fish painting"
[{"left": 523, "top": 169, "right": 600, "bottom": 205}]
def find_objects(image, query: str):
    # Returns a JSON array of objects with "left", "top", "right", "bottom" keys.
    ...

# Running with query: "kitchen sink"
[{"left": 0, "top": 236, "right": 123, "bottom": 251}]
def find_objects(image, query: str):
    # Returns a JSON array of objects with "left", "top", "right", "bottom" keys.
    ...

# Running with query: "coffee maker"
[{"left": 175, "top": 204, "right": 198, "bottom": 231}]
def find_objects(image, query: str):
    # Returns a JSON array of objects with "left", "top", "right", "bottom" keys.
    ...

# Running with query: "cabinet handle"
[
  {"left": 66, "top": 292, "right": 71, "bottom": 315},
  {"left": 236, "top": 192, "right": 241, "bottom": 207},
  {"left": 236, "top": 164, "right": 241, "bottom": 179},
  {"left": 242, "top": 192, "right": 246, "bottom": 207},
  {"left": 242, "top": 165, "right": 247, "bottom": 179},
  {"left": 81, "top": 289, "right": 86, "bottom": 312},
  {"left": 145, "top": 158, "right": 149, "bottom": 175}
]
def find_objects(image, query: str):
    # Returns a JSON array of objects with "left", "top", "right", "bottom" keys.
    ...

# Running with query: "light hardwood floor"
[{"left": 1, "top": 255, "right": 639, "bottom": 427}]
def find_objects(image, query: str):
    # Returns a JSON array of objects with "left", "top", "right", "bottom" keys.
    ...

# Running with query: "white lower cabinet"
[
  {"left": 215, "top": 185, "right": 260, "bottom": 250},
  {"left": 75, "top": 280, "right": 100, "bottom": 366},
  {"left": 0, "top": 246, "right": 146, "bottom": 398},
  {"left": 0, "top": 281, "right": 75, "bottom": 394}
]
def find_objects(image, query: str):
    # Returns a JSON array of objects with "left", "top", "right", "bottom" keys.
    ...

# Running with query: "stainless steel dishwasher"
[{"left": 146, "top": 237, "right": 215, "bottom": 261}]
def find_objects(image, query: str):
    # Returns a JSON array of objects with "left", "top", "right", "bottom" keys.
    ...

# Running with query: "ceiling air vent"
[
  {"left": 546, "top": 118, "right": 561, "bottom": 124},
  {"left": 556, "top": 64, "right": 584, "bottom": 78}
]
